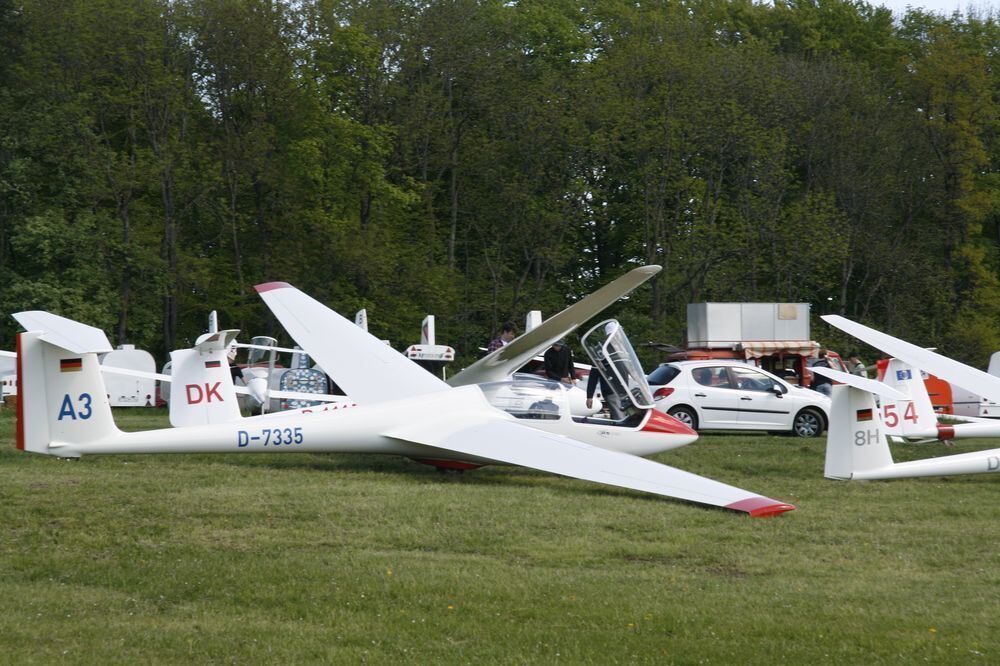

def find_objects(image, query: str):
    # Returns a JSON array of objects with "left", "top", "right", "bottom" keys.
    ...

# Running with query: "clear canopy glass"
[
  {"left": 247, "top": 336, "right": 278, "bottom": 366},
  {"left": 581, "top": 319, "right": 655, "bottom": 411}
]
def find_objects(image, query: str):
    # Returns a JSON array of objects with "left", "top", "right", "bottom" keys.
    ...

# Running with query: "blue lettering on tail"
[
  {"left": 58, "top": 395, "right": 76, "bottom": 421},
  {"left": 57, "top": 393, "right": 93, "bottom": 421}
]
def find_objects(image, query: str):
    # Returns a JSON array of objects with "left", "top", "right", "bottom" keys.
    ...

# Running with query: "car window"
[
  {"left": 691, "top": 366, "right": 733, "bottom": 389},
  {"left": 731, "top": 366, "right": 777, "bottom": 392},
  {"left": 647, "top": 364, "right": 680, "bottom": 386}
]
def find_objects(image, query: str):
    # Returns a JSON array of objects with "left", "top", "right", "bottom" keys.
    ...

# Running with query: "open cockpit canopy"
[{"left": 581, "top": 319, "right": 655, "bottom": 412}]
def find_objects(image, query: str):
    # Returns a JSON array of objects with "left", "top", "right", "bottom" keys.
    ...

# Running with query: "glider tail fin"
[
  {"left": 17, "top": 331, "right": 119, "bottom": 456},
  {"left": 881, "top": 359, "right": 938, "bottom": 439},
  {"left": 824, "top": 384, "right": 894, "bottom": 480},
  {"left": 168, "top": 330, "right": 242, "bottom": 427}
]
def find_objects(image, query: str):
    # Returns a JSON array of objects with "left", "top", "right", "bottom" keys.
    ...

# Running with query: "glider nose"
[{"left": 641, "top": 409, "right": 699, "bottom": 445}]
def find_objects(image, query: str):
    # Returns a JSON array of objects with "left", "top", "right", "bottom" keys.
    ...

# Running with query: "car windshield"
[{"left": 647, "top": 364, "right": 680, "bottom": 386}]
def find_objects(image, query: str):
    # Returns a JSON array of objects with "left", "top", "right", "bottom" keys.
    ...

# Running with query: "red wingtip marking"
[
  {"left": 254, "top": 281, "right": 293, "bottom": 293},
  {"left": 725, "top": 497, "right": 796, "bottom": 517},
  {"left": 936, "top": 424, "right": 955, "bottom": 441},
  {"left": 15, "top": 333, "right": 24, "bottom": 451},
  {"left": 640, "top": 408, "right": 697, "bottom": 437}
]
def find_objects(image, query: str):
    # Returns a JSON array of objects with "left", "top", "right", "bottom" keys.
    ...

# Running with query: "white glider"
[
  {"left": 875, "top": 358, "right": 1000, "bottom": 441},
  {"left": 816, "top": 322, "right": 1000, "bottom": 480},
  {"left": 256, "top": 282, "right": 697, "bottom": 457},
  {"left": 13, "top": 304, "right": 794, "bottom": 516}
]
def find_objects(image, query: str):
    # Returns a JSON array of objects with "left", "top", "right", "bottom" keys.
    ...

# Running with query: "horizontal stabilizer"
[
  {"left": 810, "top": 365, "right": 907, "bottom": 400},
  {"left": 385, "top": 410, "right": 793, "bottom": 516},
  {"left": 194, "top": 329, "right": 240, "bottom": 353},
  {"left": 236, "top": 342, "right": 303, "bottom": 355},
  {"left": 100, "top": 365, "right": 172, "bottom": 383},
  {"left": 449, "top": 265, "right": 662, "bottom": 386},
  {"left": 13, "top": 311, "right": 112, "bottom": 354}
]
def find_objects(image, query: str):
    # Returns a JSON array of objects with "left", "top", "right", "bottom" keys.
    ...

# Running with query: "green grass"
[{"left": 1, "top": 408, "right": 997, "bottom": 664}]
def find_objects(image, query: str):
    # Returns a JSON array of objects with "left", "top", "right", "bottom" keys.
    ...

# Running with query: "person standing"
[
  {"left": 543, "top": 340, "right": 576, "bottom": 384},
  {"left": 586, "top": 370, "right": 625, "bottom": 420},
  {"left": 810, "top": 349, "right": 833, "bottom": 396},
  {"left": 487, "top": 321, "right": 518, "bottom": 354},
  {"left": 847, "top": 352, "right": 868, "bottom": 378}
]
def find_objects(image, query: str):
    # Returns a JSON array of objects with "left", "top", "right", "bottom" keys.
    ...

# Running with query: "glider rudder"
[
  {"left": 824, "top": 384, "right": 893, "bottom": 479},
  {"left": 17, "top": 331, "right": 119, "bottom": 456}
]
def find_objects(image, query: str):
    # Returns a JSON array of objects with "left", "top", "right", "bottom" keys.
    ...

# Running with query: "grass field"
[{"left": 1, "top": 408, "right": 997, "bottom": 663}]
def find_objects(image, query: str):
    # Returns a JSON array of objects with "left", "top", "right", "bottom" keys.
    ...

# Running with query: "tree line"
[{"left": 0, "top": 0, "right": 997, "bottom": 368}]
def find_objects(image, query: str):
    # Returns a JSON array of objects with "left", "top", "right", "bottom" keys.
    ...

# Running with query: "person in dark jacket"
[
  {"left": 586, "top": 370, "right": 625, "bottom": 420},
  {"left": 543, "top": 340, "right": 576, "bottom": 384}
]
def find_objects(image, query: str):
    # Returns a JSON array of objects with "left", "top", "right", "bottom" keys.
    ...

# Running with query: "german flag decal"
[
  {"left": 856, "top": 408, "right": 873, "bottom": 422},
  {"left": 60, "top": 358, "right": 83, "bottom": 373},
  {"left": 205, "top": 360, "right": 221, "bottom": 368}
]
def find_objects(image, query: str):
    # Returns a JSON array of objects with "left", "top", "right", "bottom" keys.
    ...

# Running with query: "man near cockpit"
[{"left": 586, "top": 369, "right": 625, "bottom": 420}]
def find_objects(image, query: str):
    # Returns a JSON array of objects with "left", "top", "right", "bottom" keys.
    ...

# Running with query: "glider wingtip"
[
  {"left": 254, "top": 281, "right": 293, "bottom": 294},
  {"left": 725, "top": 497, "right": 796, "bottom": 517}
]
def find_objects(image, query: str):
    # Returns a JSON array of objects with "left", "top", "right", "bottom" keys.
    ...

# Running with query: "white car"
[{"left": 647, "top": 360, "right": 830, "bottom": 437}]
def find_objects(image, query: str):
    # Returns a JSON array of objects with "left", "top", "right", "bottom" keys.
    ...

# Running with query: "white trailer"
[{"left": 100, "top": 344, "right": 157, "bottom": 407}]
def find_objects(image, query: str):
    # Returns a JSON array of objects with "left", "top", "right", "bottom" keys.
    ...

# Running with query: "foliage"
[{"left": 0, "top": 0, "right": 998, "bottom": 366}]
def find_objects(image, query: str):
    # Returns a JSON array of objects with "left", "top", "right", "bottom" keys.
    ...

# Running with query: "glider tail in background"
[
  {"left": 824, "top": 383, "right": 894, "bottom": 480},
  {"left": 880, "top": 359, "right": 940, "bottom": 440},
  {"left": 16, "top": 330, "right": 120, "bottom": 456},
  {"left": 168, "top": 329, "right": 243, "bottom": 427}
]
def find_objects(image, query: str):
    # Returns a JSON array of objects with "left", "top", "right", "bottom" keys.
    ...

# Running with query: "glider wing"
[
  {"left": 385, "top": 414, "right": 794, "bottom": 516},
  {"left": 822, "top": 314, "right": 1000, "bottom": 402},
  {"left": 449, "top": 266, "right": 661, "bottom": 386},
  {"left": 256, "top": 282, "right": 449, "bottom": 404}
]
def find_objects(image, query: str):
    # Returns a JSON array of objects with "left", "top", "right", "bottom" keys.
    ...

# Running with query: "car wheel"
[
  {"left": 667, "top": 405, "right": 698, "bottom": 430},
  {"left": 792, "top": 409, "right": 823, "bottom": 438}
]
